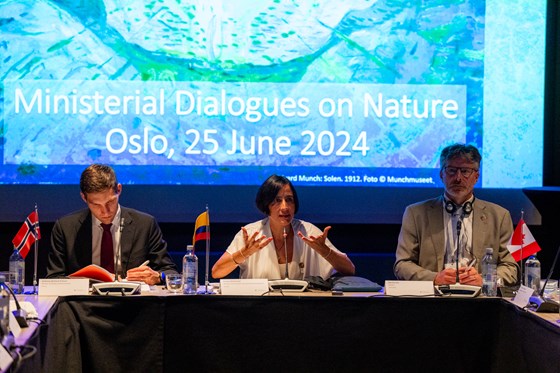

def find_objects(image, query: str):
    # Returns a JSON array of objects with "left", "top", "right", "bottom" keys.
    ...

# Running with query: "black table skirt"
[{"left": 21, "top": 295, "right": 560, "bottom": 373}]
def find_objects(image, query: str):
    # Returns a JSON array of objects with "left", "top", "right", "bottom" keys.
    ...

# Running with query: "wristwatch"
[{"left": 159, "top": 271, "right": 166, "bottom": 284}]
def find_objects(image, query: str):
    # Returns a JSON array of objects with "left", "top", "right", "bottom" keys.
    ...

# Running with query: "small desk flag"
[
  {"left": 507, "top": 218, "right": 541, "bottom": 262},
  {"left": 193, "top": 210, "right": 210, "bottom": 247},
  {"left": 12, "top": 210, "right": 41, "bottom": 259}
]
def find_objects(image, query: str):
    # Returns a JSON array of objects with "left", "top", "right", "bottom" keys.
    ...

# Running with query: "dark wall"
[
  {"left": 0, "top": 221, "right": 401, "bottom": 285},
  {"left": 1, "top": 219, "right": 557, "bottom": 285}
]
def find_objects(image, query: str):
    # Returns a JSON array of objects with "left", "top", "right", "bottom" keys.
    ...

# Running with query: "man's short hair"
[
  {"left": 440, "top": 143, "right": 481, "bottom": 169},
  {"left": 80, "top": 164, "right": 119, "bottom": 196}
]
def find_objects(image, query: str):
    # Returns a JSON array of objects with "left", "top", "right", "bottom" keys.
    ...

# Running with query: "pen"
[
  {"left": 140, "top": 260, "right": 150, "bottom": 267},
  {"left": 465, "top": 258, "right": 477, "bottom": 271}
]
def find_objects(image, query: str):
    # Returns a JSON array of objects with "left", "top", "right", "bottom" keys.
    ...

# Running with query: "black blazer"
[{"left": 47, "top": 207, "right": 177, "bottom": 278}]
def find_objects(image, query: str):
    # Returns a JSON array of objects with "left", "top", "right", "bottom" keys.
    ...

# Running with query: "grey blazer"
[
  {"left": 47, "top": 207, "right": 177, "bottom": 278},
  {"left": 394, "top": 196, "right": 519, "bottom": 286}
]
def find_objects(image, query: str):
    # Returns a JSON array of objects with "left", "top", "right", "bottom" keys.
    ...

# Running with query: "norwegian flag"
[
  {"left": 12, "top": 210, "right": 41, "bottom": 259},
  {"left": 506, "top": 218, "right": 541, "bottom": 262}
]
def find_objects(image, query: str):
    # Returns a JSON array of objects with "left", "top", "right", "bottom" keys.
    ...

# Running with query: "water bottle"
[
  {"left": 481, "top": 248, "right": 497, "bottom": 296},
  {"left": 524, "top": 254, "right": 541, "bottom": 295},
  {"left": 183, "top": 245, "right": 198, "bottom": 295},
  {"left": 0, "top": 274, "right": 10, "bottom": 340},
  {"left": 9, "top": 249, "right": 25, "bottom": 294}
]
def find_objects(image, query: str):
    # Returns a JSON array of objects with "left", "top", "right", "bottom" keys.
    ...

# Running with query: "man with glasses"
[{"left": 394, "top": 144, "right": 519, "bottom": 287}]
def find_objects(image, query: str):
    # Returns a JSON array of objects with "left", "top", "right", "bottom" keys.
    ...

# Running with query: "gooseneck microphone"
[
  {"left": 267, "top": 225, "right": 308, "bottom": 292},
  {"left": 0, "top": 276, "right": 28, "bottom": 328},
  {"left": 114, "top": 218, "right": 125, "bottom": 282},
  {"left": 93, "top": 217, "right": 140, "bottom": 295},
  {"left": 529, "top": 241, "right": 560, "bottom": 313},
  {"left": 436, "top": 200, "right": 480, "bottom": 297},
  {"left": 540, "top": 243, "right": 560, "bottom": 298},
  {"left": 455, "top": 220, "right": 462, "bottom": 284},
  {"left": 528, "top": 243, "right": 560, "bottom": 312},
  {"left": 283, "top": 227, "right": 289, "bottom": 279}
]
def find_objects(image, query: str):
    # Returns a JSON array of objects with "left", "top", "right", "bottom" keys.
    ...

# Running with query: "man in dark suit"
[
  {"left": 394, "top": 144, "right": 519, "bottom": 287},
  {"left": 47, "top": 164, "right": 177, "bottom": 285}
]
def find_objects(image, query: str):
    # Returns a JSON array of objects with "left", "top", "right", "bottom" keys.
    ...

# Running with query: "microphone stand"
[
  {"left": 268, "top": 225, "right": 308, "bottom": 292},
  {"left": 436, "top": 213, "right": 481, "bottom": 297},
  {"left": 284, "top": 227, "right": 289, "bottom": 280},
  {"left": 529, "top": 243, "right": 560, "bottom": 312},
  {"left": 0, "top": 277, "right": 28, "bottom": 328},
  {"left": 455, "top": 220, "right": 461, "bottom": 284},
  {"left": 92, "top": 217, "right": 141, "bottom": 295},
  {"left": 114, "top": 218, "right": 124, "bottom": 282}
]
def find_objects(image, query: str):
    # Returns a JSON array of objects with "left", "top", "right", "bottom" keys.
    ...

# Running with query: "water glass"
[
  {"left": 166, "top": 273, "right": 183, "bottom": 294},
  {"left": 542, "top": 279, "right": 558, "bottom": 301},
  {"left": 0, "top": 271, "right": 9, "bottom": 283}
]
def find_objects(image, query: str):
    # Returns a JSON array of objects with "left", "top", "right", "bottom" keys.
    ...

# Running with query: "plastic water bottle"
[
  {"left": 0, "top": 274, "right": 10, "bottom": 340},
  {"left": 9, "top": 249, "right": 25, "bottom": 294},
  {"left": 183, "top": 245, "right": 198, "bottom": 295},
  {"left": 524, "top": 254, "right": 541, "bottom": 295},
  {"left": 481, "top": 247, "right": 497, "bottom": 296}
]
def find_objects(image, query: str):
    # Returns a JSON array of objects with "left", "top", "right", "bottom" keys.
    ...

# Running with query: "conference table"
[{"left": 13, "top": 288, "right": 560, "bottom": 373}]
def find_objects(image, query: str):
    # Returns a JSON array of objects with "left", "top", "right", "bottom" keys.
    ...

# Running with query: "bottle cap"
[{"left": 485, "top": 247, "right": 493, "bottom": 254}]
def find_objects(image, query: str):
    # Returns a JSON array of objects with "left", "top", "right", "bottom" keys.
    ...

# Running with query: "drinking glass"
[
  {"left": 542, "top": 279, "right": 558, "bottom": 301},
  {"left": 166, "top": 273, "right": 183, "bottom": 294}
]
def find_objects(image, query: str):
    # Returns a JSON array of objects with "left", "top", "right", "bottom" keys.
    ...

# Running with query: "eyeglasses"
[{"left": 443, "top": 166, "right": 478, "bottom": 178}]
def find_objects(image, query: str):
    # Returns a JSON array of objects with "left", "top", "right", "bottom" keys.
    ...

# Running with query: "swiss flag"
[{"left": 507, "top": 218, "right": 541, "bottom": 262}]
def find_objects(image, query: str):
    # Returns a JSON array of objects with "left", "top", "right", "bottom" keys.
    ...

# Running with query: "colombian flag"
[{"left": 193, "top": 210, "right": 210, "bottom": 247}]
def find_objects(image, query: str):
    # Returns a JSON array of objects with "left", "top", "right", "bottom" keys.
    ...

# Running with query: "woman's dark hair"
[{"left": 255, "top": 175, "right": 299, "bottom": 215}]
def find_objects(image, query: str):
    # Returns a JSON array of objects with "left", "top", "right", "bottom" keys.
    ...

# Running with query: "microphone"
[
  {"left": 268, "top": 225, "right": 308, "bottom": 292},
  {"left": 435, "top": 206, "right": 480, "bottom": 297},
  {"left": 283, "top": 227, "right": 289, "bottom": 279},
  {"left": 0, "top": 280, "right": 9, "bottom": 340},
  {"left": 529, "top": 243, "right": 560, "bottom": 312},
  {"left": 455, "top": 220, "right": 461, "bottom": 284},
  {"left": 92, "top": 217, "right": 141, "bottom": 295},
  {"left": 0, "top": 275, "right": 28, "bottom": 328},
  {"left": 114, "top": 217, "right": 125, "bottom": 282}
]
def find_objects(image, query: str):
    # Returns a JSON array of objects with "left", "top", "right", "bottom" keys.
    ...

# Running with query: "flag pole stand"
[
  {"left": 519, "top": 210, "right": 524, "bottom": 287},
  {"left": 25, "top": 240, "right": 39, "bottom": 295},
  {"left": 25, "top": 204, "right": 40, "bottom": 295},
  {"left": 198, "top": 205, "right": 214, "bottom": 295}
]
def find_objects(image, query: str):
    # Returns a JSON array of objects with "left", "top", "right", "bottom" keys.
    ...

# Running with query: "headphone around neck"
[{"left": 445, "top": 197, "right": 475, "bottom": 216}]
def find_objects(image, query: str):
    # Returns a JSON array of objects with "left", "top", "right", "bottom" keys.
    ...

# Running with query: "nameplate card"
[
  {"left": 512, "top": 285, "right": 534, "bottom": 308},
  {"left": 220, "top": 279, "right": 269, "bottom": 295},
  {"left": 384, "top": 280, "right": 435, "bottom": 296},
  {"left": 39, "top": 278, "right": 90, "bottom": 296}
]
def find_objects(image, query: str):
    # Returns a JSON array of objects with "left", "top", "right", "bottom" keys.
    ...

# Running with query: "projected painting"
[{"left": 0, "top": 0, "right": 544, "bottom": 187}]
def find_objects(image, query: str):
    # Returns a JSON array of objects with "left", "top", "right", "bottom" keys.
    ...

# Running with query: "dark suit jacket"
[
  {"left": 47, "top": 207, "right": 177, "bottom": 278},
  {"left": 394, "top": 196, "right": 519, "bottom": 286}
]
